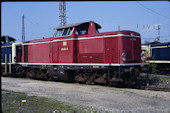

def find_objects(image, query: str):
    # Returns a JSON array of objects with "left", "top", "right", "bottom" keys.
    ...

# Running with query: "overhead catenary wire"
[
  {"left": 24, "top": 16, "right": 55, "bottom": 34},
  {"left": 136, "top": 1, "right": 170, "bottom": 20},
  {"left": 23, "top": 15, "right": 55, "bottom": 40},
  {"left": 24, "top": 16, "right": 54, "bottom": 30},
  {"left": 141, "top": 35, "right": 170, "bottom": 39},
  {"left": 23, "top": 15, "right": 170, "bottom": 43}
]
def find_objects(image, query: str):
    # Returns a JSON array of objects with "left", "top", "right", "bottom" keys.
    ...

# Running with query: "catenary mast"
[
  {"left": 59, "top": 1, "right": 66, "bottom": 26},
  {"left": 22, "top": 15, "right": 25, "bottom": 42}
]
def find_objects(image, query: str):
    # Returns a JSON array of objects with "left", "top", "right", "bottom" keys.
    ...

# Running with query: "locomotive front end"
[
  {"left": 115, "top": 31, "right": 149, "bottom": 85},
  {"left": 118, "top": 31, "right": 142, "bottom": 64}
]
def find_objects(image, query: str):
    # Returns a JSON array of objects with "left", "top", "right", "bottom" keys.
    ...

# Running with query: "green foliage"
[
  {"left": 149, "top": 63, "right": 158, "bottom": 74},
  {"left": 1, "top": 89, "right": 97, "bottom": 113},
  {"left": 142, "top": 52, "right": 158, "bottom": 74}
]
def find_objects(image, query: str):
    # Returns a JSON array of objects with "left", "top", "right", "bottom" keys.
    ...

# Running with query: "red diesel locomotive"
[{"left": 16, "top": 21, "right": 148, "bottom": 85}]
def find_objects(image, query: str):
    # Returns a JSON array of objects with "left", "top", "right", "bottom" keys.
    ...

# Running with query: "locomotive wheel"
[
  {"left": 14, "top": 65, "right": 23, "bottom": 77},
  {"left": 45, "top": 74, "right": 52, "bottom": 81},
  {"left": 86, "top": 74, "right": 94, "bottom": 85},
  {"left": 94, "top": 73, "right": 107, "bottom": 84},
  {"left": 107, "top": 81, "right": 119, "bottom": 87},
  {"left": 26, "top": 69, "right": 36, "bottom": 79},
  {"left": 1, "top": 68, "right": 5, "bottom": 77},
  {"left": 65, "top": 70, "right": 76, "bottom": 83},
  {"left": 75, "top": 74, "right": 87, "bottom": 83}
]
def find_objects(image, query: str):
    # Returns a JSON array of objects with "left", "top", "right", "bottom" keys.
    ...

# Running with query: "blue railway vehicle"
[
  {"left": 1, "top": 36, "right": 15, "bottom": 63},
  {"left": 150, "top": 42, "right": 170, "bottom": 61},
  {"left": 142, "top": 42, "right": 170, "bottom": 75},
  {"left": 1, "top": 35, "right": 22, "bottom": 76}
]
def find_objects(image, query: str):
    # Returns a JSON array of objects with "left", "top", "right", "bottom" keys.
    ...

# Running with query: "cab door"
[
  {"left": 105, "top": 37, "right": 118, "bottom": 63},
  {"left": 52, "top": 42, "right": 59, "bottom": 63}
]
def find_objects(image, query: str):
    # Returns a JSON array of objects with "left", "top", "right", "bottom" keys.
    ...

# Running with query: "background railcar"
[
  {"left": 1, "top": 36, "right": 22, "bottom": 76},
  {"left": 142, "top": 42, "right": 170, "bottom": 75}
]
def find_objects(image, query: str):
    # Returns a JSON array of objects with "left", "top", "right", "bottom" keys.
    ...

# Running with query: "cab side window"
[
  {"left": 62, "top": 29, "right": 68, "bottom": 36},
  {"left": 75, "top": 25, "right": 89, "bottom": 35},
  {"left": 76, "top": 28, "right": 88, "bottom": 35}
]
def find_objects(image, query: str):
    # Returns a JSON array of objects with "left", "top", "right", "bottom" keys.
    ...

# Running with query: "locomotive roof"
[
  {"left": 142, "top": 41, "right": 170, "bottom": 47},
  {"left": 1, "top": 35, "right": 16, "bottom": 41},
  {"left": 150, "top": 42, "right": 170, "bottom": 47},
  {"left": 54, "top": 21, "right": 101, "bottom": 30}
]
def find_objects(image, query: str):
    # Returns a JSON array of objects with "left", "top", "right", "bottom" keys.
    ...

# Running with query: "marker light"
[{"left": 122, "top": 52, "right": 126, "bottom": 61}]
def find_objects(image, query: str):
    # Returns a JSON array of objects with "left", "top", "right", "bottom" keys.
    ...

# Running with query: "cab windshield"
[{"left": 55, "top": 27, "right": 73, "bottom": 37}]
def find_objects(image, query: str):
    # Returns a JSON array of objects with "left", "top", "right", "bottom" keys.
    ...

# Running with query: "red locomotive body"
[
  {"left": 22, "top": 21, "right": 141, "bottom": 64},
  {"left": 20, "top": 21, "right": 148, "bottom": 84}
]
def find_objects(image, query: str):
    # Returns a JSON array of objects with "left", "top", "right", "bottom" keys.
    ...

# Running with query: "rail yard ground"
[
  {"left": 2, "top": 89, "right": 94, "bottom": 113},
  {"left": 2, "top": 76, "right": 170, "bottom": 113},
  {"left": 148, "top": 74, "right": 170, "bottom": 88}
]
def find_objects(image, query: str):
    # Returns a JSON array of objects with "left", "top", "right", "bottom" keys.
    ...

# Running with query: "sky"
[{"left": 1, "top": 1, "right": 170, "bottom": 44}]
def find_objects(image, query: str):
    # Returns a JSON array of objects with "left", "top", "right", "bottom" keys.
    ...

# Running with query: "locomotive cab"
[
  {"left": 1, "top": 36, "right": 16, "bottom": 63},
  {"left": 53, "top": 21, "right": 101, "bottom": 38},
  {"left": 75, "top": 21, "right": 101, "bottom": 36},
  {"left": 1, "top": 35, "right": 16, "bottom": 45}
]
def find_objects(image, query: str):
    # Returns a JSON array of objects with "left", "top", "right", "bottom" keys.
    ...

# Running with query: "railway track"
[
  {"left": 2, "top": 75, "right": 170, "bottom": 92},
  {"left": 142, "top": 86, "right": 170, "bottom": 92}
]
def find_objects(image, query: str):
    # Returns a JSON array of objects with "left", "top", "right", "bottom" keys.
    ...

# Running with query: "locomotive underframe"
[{"left": 2, "top": 63, "right": 149, "bottom": 85}]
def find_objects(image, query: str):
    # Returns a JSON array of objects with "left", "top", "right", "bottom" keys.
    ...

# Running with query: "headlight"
[
  {"left": 122, "top": 52, "right": 126, "bottom": 61},
  {"left": 141, "top": 53, "right": 144, "bottom": 61},
  {"left": 14, "top": 57, "right": 17, "bottom": 62}
]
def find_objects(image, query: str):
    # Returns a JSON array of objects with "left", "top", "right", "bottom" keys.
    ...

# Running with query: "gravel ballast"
[{"left": 2, "top": 77, "right": 170, "bottom": 112}]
